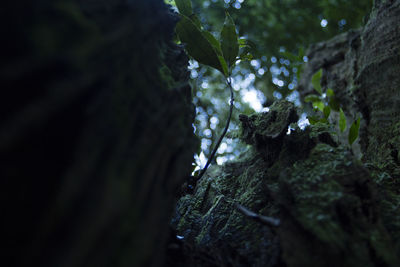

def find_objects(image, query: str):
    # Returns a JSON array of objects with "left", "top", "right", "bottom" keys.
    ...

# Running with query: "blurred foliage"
[{"left": 166, "top": 0, "right": 372, "bottom": 169}]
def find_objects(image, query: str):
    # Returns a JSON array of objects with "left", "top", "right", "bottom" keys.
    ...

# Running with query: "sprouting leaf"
[
  {"left": 348, "top": 117, "right": 360, "bottom": 145},
  {"left": 339, "top": 108, "right": 346, "bottom": 132},
  {"left": 175, "top": 0, "right": 192, "bottom": 16},
  {"left": 221, "top": 12, "right": 239, "bottom": 69},
  {"left": 311, "top": 69, "right": 323, "bottom": 95},
  {"left": 237, "top": 39, "right": 259, "bottom": 60},
  {"left": 304, "top": 94, "right": 321, "bottom": 103},
  {"left": 323, "top": 106, "right": 331, "bottom": 118},
  {"left": 238, "top": 52, "right": 253, "bottom": 61},
  {"left": 238, "top": 38, "right": 247, "bottom": 47},
  {"left": 176, "top": 14, "right": 224, "bottom": 74},
  {"left": 244, "top": 40, "right": 259, "bottom": 58},
  {"left": 238, "top": 44, "right": 253, "bottom": 61},
  {"left": 326, "top": 88, "right": 335, "bottom": 97}
]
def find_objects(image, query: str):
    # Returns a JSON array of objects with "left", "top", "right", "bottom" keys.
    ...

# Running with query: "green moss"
[
  {"left": 172, "top": 103, "right": 400, "bottom": 266},
  {"left": 278, "top": 141, "right": 400, "bottom": 265}
]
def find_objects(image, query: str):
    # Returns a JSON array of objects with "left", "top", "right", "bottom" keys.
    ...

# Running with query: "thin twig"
[
  {"left": 235, "top": 203, "right": 280, "bottom": 227},
  {"left": 196, "top": 77, "right": 234, "bottom": 181}
]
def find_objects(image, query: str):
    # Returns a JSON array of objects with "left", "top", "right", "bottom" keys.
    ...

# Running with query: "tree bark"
[
  {"left": 0, "top": 1, "right": 198, "bottom": 266},
  {"left": 171, "top": 1, "right": 400, "bottom": 266}
]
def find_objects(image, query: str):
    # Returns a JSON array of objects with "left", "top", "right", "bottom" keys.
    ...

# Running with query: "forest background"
[{"left": 166, "top": 0, "right": 372, "bottom": 169}]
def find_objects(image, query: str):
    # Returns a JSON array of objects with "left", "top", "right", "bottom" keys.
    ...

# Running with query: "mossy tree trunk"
[
  {"left": 171, "top": 1, "right": 400, "bottom": 266},
  {"left": 0, "top": 1, "right": 197, "bottom": 267}
]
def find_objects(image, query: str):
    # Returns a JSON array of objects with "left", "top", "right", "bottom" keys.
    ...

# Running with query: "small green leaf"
[
  {"left": 323, "top": 106, "right": 331, "bottom": 118},
  {"left": 328, "top": 97, "right": 340, "bottom": 111},
  {"left": 244, "top": 40, "right": 260, "bottom": 58},
  {"left": 221, "top": 12, "right": 239, "bottom": 69},
  {"left": 239, "top": 43, "right": 254, "bottom": 60},
  {"left": 175, "top": 0, "right": 192, "bottom": 16},
  {"left": 311, "top": 69, "right": 323, "bottom": 95},
  {"left": 238, "top": 38, "right": 247, "bottom": 47},
  {"left": 326, "top": 88, "right": 335, "bottom": 97},
  {"left": 238, "top": 52, "right": 253, "bottom": 61},
  {"left": 348, "top": 118, "right": 361, "bottom": 145},
  {"left": 176, "top": 14, "right": 224, "bottom": 74},
  {"left": 313, "top": 101, "right": 325, "bottom": 112},
  {"left": 339, "top": 108, "right": 346, "bottom": 132},
  {"left": 304, "top": 94, "right": 321, "bottom": 103},
  {"left": 308, "top": 116, "right": 319, "bottom": 125}
]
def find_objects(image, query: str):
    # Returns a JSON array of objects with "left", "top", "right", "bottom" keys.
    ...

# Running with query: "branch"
[
  {"left": 235, "top": 203, "right": 280, "bottom": 227},
  {"left": 196, "top": 77, "right": 234, "bottom": 181}
]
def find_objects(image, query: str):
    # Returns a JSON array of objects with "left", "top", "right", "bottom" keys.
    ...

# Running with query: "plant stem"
[{"left": 196, "top": 77, "right": 234, "bottom": 181}]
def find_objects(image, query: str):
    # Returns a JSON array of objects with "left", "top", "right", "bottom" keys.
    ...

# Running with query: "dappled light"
[{"left": 183, "top": 0, "right": 372, "bottom": 169}]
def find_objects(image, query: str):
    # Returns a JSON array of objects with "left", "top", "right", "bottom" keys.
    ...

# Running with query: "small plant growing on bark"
[
  {"left": 306, "top": 69, "right": 360, "bottom": 146},
  {"left": 173, "top": 0, "right": 255, "bottom": 180}
]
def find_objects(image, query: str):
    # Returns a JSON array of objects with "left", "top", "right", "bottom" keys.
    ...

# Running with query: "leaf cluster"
[
  {"left": 306, "top": 69, "right": 360, "bottom": 146},
  {"left": 189, "top": 0, "right": 372, "bottom": 100},
  {"left": 175, "top": 0, "right": 243, "bottom": 77}
]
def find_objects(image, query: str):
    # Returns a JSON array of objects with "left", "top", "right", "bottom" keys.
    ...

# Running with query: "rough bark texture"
[
  {"left": 0, "top": 1, "right": 198, "bottom": 266},
  {"left": 170, "top": 1, "right": 400, "bottom": 266}
]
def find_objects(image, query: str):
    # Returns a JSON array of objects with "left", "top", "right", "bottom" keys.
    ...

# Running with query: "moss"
[
  {"left": 172, "top": 100, "right": 400, "bottom": 266},
  {"left": 278, "top": 142, "right": 399, "bottom": 266},
  {"left": 362, "top": 120, "right": 400, "bottom": 255}
]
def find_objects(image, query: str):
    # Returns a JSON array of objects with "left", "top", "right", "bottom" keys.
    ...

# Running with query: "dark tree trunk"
[
  {"left": 0, "top": 1, "right": 198, "bottom": 266},
  {"left": 171, "top": 1, "right": 400, "bottom": 266}
]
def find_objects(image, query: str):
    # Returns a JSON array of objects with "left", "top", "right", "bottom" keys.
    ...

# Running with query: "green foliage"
[
  {"left": 326, "top": 88, "right": 334, "bottom": 97},
  {"left": 175, "top": 0, "right": 240, "bottom": 77},
  {"left": 189, "top": 0, "right": 372, "bottom": 101},
  {"left": 328, "top": 96, "right": 340, "bottom": 112},
  {"left": 237, "top": 39, "right": 259, "bottom": 63},
  {"left": 304, "top": 94, "right": 322, "bottom": 103},
  {"left": 175, "top": 0, "right": 192, "bottom": 16},
  {"left": 339, "top": 108, "right": 346, "bottom": 132},
  {"left": 306, "top": 68, "right": 361, "bottom": 146},
  {"left": 311, "top": 69, "right": 323, "bottom": 95},
  {"left": 323, "top": 106, "right": 331, "bottom": 118},
  {"left": 172, "top": 0, "right": 372, "bottom": 166},
  {"left": 221, "top": 12, "right": 239, "bottom": 69},
  {"left": 280, "top": 46, "right": 305, "bottom": 81},
  {"left": 348, "top": 118, "right": 360, "bottom": 145},
  {"left": 201, "top": 30, "right": 229, "bottom": 75},
  {"left": 175, "top": 0, "right": 243, "bottom": 175},
  {"left": 176, "top": 14, "right": 227, "bottom": 75}
]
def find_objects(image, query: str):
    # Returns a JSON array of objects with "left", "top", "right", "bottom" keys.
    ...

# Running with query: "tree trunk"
[
  {"left": 171, "top": 1, "right": 400, "bottom": 266},
  {"left": 0, "top": 1, "right": 198, "bottom": 266}
]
